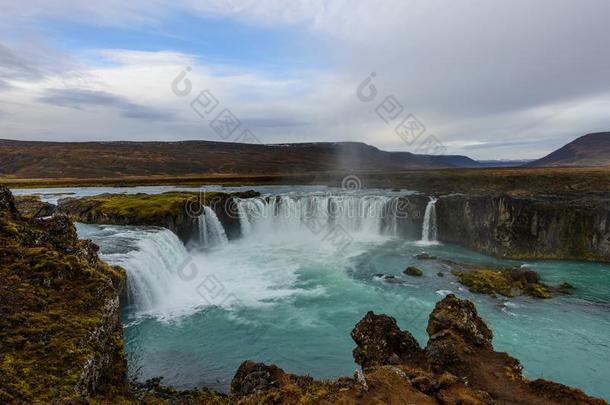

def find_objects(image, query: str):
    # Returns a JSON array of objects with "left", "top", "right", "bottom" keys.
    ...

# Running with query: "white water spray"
[
  {"left": 98, "top": 228, "right": 190, "bottom": 312},
  {"left": 236, "top": 195, "right": 403, "bottom": 239},
  {"left": 421, "top": 197, "right": 438, "bottom": 244},
  {"left": 198, "top": 206, "right": 228, "bottom": 247}
]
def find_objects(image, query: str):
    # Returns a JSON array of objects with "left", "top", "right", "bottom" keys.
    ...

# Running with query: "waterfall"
[
  {"left": 235, "top": 194, "right": 403, "bottom": 239},
  {"left": 198, "top": 206, "right": 228, "bottom": 247},
  {"left": 99, "top": 228, "right": 190, "bottom": 312},
  {"left": 420, "top": 197, "right": 438, "bottom": 244}
]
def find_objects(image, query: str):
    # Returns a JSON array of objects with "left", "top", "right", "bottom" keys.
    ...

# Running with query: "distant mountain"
[
  {"left": 0, "top": 139, "right": 481, "bottom": 179},
  {"left": 528, "top": 132, "right": 610, "bottom": 167}
]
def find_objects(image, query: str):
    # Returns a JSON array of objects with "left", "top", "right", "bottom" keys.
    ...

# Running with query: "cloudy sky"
[{"left": 1, "top": 0, "right": 609, "bottom": 159}]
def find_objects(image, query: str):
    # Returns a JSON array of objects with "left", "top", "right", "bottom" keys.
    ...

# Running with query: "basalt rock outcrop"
[
  {"left": 385, "top": 194, "right": 430, "bottom": 239},
  {"left": 230, "top": 294, "right": 606, "bottom": 405},
  {"left": 435, "top": 193, "right": 610, "bottom": 262},
  {"left": 443, "top": 260, "right": 555, "bottom": 298},
  {"left": 351, "top": 311, "right": 423, "bottom": 368},
  {"left": 57, "top": 190, "right": 259, "bottom": 243},
  {"left": 14, "top": 195, "right": 57, "bottom": 218},
  {"left": 0, "top": 185, "right": 129, "bottom": 403}
]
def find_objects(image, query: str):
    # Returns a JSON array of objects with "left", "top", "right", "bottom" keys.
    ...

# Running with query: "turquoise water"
[
  {"left": 109, "top": 234, "right": 610, "bottom": 399},
  {"left": 59, "top": 185, "right": 609, "bottom": 400}
]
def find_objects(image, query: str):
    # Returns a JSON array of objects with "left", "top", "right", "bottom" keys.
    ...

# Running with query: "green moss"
[
  {"left": 453, "top": 266, "right": 553, "bottom": 299},
  {"left": 528, "top": 283, "right": 552, "bottom": 299},
  {"left": 454, "top": 269, "right": 514, "bottom": 297},
  {"left": 89, "top": 192, "right": 207, "bottom": 221},
  {"left": 0, "top": 207, "right": 129, "bottom": 402}
]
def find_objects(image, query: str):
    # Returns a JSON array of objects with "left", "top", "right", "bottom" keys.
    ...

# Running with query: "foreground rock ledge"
[
  {"left": 231, "top": 295, "right": 606, "bottom": 405},
  {"left": 0, "top": 186, "right": 129, "bottom": 402}
]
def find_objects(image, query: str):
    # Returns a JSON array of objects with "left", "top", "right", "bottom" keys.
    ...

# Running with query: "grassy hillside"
[
  {"left": 529, "top": 132, "right": 610, "bottom": 167},
  {"left": 0, "top": 139, "right": 480, "bottom": 179}
]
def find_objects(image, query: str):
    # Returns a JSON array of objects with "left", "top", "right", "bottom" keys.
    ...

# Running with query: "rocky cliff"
[
  {"left": 57, "top": 191, "right": 259, "bottom": 243},
  {"left": 436, "top": 193, "right": 610, "bottom": 262},
  {"left": 230, "top": 294, "right": 606, "bottom": 404},
  {"left": 0, "top": 186, "right": 129, "bottom": 403}
]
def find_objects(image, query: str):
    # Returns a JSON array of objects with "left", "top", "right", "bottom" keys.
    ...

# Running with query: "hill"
[
  {"left": 528, "top": 132, "right": 610, "bottom": 167},
  {"left": 0, "top": 139, "right": 480, "bottom": 178}
]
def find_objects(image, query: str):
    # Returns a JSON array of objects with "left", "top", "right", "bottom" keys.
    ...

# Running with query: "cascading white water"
[
  {"left": 78, "top": 193, "right": 410, "bottom": 317},
  {"left": 236, "top": 194, "right": 402, "bottom": 239},
  {"left": 198, "top": 206, "right": 228, "bottom": 247},
  {"left": 421, "top": 197, "right": 438, "bottom": 243},
  {"left": 96, "top": 227, "right": 190, "bottom": 312}
]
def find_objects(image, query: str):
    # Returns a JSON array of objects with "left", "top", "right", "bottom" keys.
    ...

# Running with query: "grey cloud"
[
  {"left": 339, "top": 0, "right": 610, "bottom": 119},
  {"left": 0, "top": 79, "right": 12, "bottom": 91},
  {"left": 0, "top": 43, "right": 45, "bottom": 81},
  {"left": 38, "top": 88, "right": 175, "bottom": 121},
  {"left": 241, "top": 117, "right": 309, "bottom": 129}
]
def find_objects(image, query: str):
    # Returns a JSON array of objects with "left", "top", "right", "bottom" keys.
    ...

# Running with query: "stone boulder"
[
  {"left": 0, "top": 185, "right": 17, "bottom": 214},
  {"left": 231, "top": 361, "right": 289, "bottom": 397},
  {"left": 427, "top": 294, "right": 493, "bottom": 349},
  {"left": 351, "top": 311, "right": 422, "bottom": 369},
  {"left": 404, "top": 266, "right": 423, "bottom": 276}
]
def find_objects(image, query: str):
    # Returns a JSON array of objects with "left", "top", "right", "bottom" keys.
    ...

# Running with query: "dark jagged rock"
[
  {"left": 14, "top": 195, "right": 57, "bottom": 218},
  {"left": 231, "top": 294, "right": 607, "bottom": 404},
  {"left": 351, "top": 311, "right": 422, "bottom": 369},
  {"left": 0, "top": 185, "right": 17, "bottom": 214},
  {"left": 423, "top": 295, "right": 605, "bottom": 405},
  {"left": 436, "top": 193, "right": 610, "bottom": 262},
  {"left": 404, "top": 266, "right": 423, "bottom": 276},
  {"left": 231, "top": 361, "right": 290, "bottom": 397},
  {"left": 427, "top": 294, "right": 494, "bottom": 350}
]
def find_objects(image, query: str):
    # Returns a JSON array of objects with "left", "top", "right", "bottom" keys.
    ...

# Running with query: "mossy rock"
[
  {"left": 452, "top": 264, "right": 552, "bottom": 299},
  {"left": 404, "top": 266, "right": 423, "bottom": 277},
  {"left": 454, "top": 269, "right": 514, "bottom": 297},
  {"left": 0, "top": 187, "right": 130, "bottom": 402},
  {"left": 527, "top": 283, "right": 552, "bottom": 299}
]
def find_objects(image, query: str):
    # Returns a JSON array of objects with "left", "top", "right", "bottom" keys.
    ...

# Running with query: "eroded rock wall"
[
  {"left": 0, "top": 186, "right": 129, "bottom": 403},
  {"left": 436, "top": 194, "right": 610, "bottom": 262}
]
